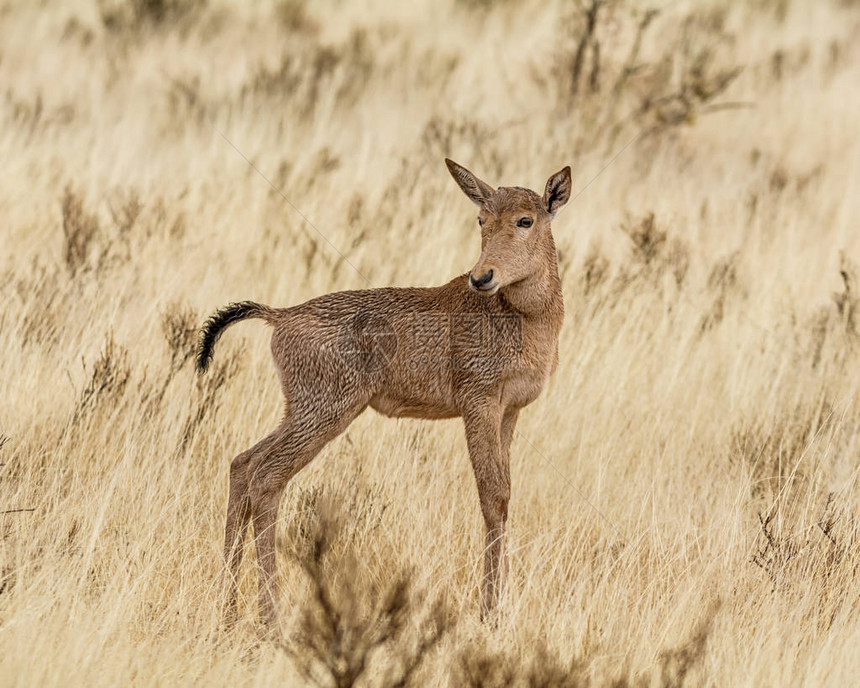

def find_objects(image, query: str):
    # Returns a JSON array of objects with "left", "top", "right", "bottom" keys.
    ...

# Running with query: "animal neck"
[{"left": 499, "top": 238, "right": 564, "bottom": 323}]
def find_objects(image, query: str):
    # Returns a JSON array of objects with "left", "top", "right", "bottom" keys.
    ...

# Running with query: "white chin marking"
[{"left": 481, "top": 283, "right": 500, "bottom": 295}]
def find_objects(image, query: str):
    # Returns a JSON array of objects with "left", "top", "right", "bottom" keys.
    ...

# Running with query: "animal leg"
[
  {"left": 500, "top": 406, "right": 520, "bottom": 466},
  {"left": 249, "top": 400, "right": 369, "bottom": 628},
  {"left": 222, "top": 431, "right": 281, "bottom": 626},
  {"left": 463, "top": 402, "right": 508, "bottom": 619}
]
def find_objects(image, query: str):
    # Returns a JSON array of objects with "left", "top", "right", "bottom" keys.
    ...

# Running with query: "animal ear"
[
  {"left": 543, "top": 166, "right": 572, "bottom": 217},
  {"left": 445, "top": 159, "right": 495, "bottom": 207}
]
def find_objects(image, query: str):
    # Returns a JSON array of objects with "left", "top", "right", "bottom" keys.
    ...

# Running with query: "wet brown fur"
[{"left": 198, "top": 159, "right": 572, "bottom": 627}]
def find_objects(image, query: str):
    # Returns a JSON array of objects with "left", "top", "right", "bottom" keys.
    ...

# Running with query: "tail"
[{"left": 196, "top": 301, "right": 274, "bottom": 373}]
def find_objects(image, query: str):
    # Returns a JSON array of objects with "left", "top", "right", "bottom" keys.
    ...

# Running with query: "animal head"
[{"left": 445, "top": 159, "right": 572, "bottom": 295}]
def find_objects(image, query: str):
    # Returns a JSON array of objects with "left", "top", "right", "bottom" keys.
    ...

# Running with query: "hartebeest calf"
[{"left": 197, "top": 159, "right": 570, "bottom": 626}]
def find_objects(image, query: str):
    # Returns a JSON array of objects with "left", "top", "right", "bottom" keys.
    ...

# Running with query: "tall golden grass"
[{"left": 2, "top": 0, "right": 860, "bottom": 684}]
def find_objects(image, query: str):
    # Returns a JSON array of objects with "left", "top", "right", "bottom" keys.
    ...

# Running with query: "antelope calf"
[{"left": 197, "top": 159, "right": 570, "bottom": 625}]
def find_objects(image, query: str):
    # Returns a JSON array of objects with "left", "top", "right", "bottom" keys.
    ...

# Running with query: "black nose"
[{"left": 470, "top": 269, "right": 494, "bottom": 289}]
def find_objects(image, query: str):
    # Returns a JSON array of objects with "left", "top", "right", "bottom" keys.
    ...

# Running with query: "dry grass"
[{"left": 2, "top": 0, "right": 860, "bottom": 684}]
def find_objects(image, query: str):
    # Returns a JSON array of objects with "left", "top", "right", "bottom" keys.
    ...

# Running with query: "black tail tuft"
[{"left": 196, "top": 301, "right": 267, "bottom": 373}]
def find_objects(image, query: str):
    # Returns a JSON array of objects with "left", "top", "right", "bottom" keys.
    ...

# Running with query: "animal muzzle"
[{"left": 469, "top": 268, "right": 497, "bottom": 292}]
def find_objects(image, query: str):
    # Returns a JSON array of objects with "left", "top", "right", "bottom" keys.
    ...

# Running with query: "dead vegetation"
[
  {"left": 99, "top": 0, "right": 208, "bottom": 34},
  {"left": 751, "top": 495, "right": 860, "bottom": 630},
  {"left": 456, "top": 604, "right": 717, "bottom": 688},
  {"left": 282, "top": 501, "right": 451, "bottom": 688},
  {"left": 548, "top": 0, "right": 744, "bottom": 151},
  {"left": 2, "top": 0, "right": 860, "bottom": 685},
  {"left": 72, "top": 332, "right": 132, "bottom": 425}
]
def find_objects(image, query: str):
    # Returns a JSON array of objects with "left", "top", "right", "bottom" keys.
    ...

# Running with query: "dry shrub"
[
  {"left": 832, "top": 252, "right": 860, "bottom": 337},
  {"left": 456, "top": 604, "right": 717, "bottom": 688},
  {"left": 457, "top": 643, "right": 582, "bottom": 688},
  {"left": 108, "top": 188, "right": 142, "bottom": 238},
  {"left": 100, "top": 0, "right": 207, "bottom": 33},
  {"left": 634, "top": 10, "right": 742, "bottom": 137},
  {"left": 618, "top": 212, "right": 689, "bottom": 289},
  {"left": 161, "top": 301, "right": 198, "bottom": 377},
  {"left": 137, "top": 301, "right": 199, "bottom": 417},
  {"left": 566, "top": 213, "right": 691, "bottom": 327},
  {"left": 651, "top": 608, "right": 717, "bottom": 688},
  {"left": 107, "top": 188, "right": 144, "bottom": 261},
  {"left": 243, "top": 29, "right": 374, "bottom": 121},
  {"left": 421, "top": 117, "right": 495, "bottom": 168},
  {"left": 283, "top": 499, "right": 452, "bottom": 688},
  {"left": 765, "top": 161, "right": 824, "bottom": 199},
  {"left": 7, "top": 92, "right": 75, "bottom": 137},
  {"left": 699, "top": 252, "right": 743, "bottom": 333},
  {"left": 61, "top": 185, "right": 101, "bottom": 278},
  {"left": 751, "top": 510, "right": 802, "bottom": 592},
  {"left": 72, "top": 332, "right": 132, "bottom": 425},
  {"left": 283, "top": 485, "right": 390, "bottom": 562},
  {"left": 580, "top": 244, "right": 610, "bottom": 297},
  {"left": 61, "top": 185, "right": 185, "bottom": 280},
  {"left": 751, "top": 495, "right": 860, "bottom": 630},
  {"left": 164, "top": 29, "right": 376, "bottom": 133},
  {"left": 177, "top": 345, "right": 242, "bottom": 453},
  {"left": 60, "top": 186, "right": 129, "bottom": 278},
  {"left": 274, "top": 0, "right": 319, "bottom": 34},
  {"left": 549, "top": 1, "right": 741, "bottom": 147},
  {"left": 550, "top": 0, "right": 615, "bottom": 108},
  {"left": 621, "top": 212, "right": 665, "bottom": 266},
  {"left": 794, "top": 255, "right": 860, "bottom": 370},
  {"left": 565, "top": 243, "right": 614, "bottom": 331}
]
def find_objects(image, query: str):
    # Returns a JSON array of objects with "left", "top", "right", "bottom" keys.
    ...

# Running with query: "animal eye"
[
  {"left": 517, "top": 217, "right": 533, "bottom": 228},
  {"left": 478, "top": 217, "right": 484, "bottom": 226}
]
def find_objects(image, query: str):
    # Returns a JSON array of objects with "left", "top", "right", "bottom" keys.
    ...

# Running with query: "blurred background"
[{"left": 2, "top": 0, "right": 860, "bottom": 685}]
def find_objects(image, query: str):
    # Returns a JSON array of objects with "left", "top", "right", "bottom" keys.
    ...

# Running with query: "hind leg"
[
  {"left": 248, "top": 400, "right": 370, "bottom": 628},
  {"left": 222, "top": 431, "right": 283, "bottom": 626}
]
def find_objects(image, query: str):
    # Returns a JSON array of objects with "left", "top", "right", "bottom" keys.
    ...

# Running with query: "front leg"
[
  {"left": 500, "top": 406, "right": 520, "bottom": 466},
  {"left": 463, "top": 401, "right": 509, "bottom": 619}
]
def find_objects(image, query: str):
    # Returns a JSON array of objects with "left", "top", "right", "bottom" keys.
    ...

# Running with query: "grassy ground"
[{"left": 2, "top": 0, "right": 860, "bottom": 685}]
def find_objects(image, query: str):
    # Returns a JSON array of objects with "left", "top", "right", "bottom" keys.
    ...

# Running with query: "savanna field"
[{"left": 2, "top": 0, "right": 860, "bottom": 685}]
